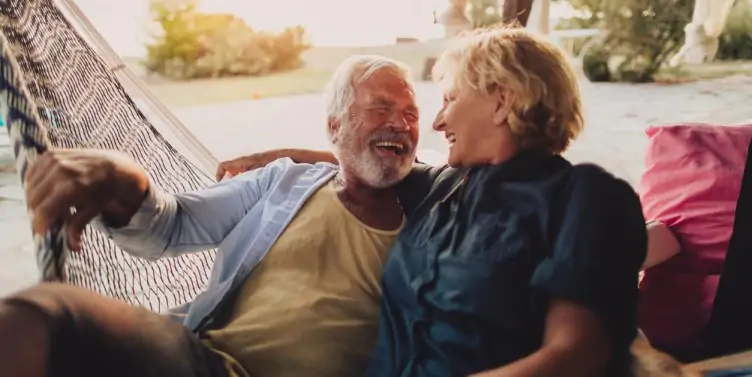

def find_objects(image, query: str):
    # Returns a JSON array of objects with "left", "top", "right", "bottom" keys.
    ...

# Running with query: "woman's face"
[{"left": 433, "top": 79, "right": 519, "bottom": 168}]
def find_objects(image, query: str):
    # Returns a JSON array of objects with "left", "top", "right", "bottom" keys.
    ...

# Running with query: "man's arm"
[
  {"left": 25, "top": 149, "right": 278, "bottom": 260},
  {"left": 216, "top": 149, "right": 337, "bottom": 180},
  {"left": 215, "top": 148, "right": 431, "bottom": 181},
  {"left": 95, "top": 162, "right": 279, "bottom": 261},
  {"left": 216, "top": 148, "right": 445, "bottom": 218}
]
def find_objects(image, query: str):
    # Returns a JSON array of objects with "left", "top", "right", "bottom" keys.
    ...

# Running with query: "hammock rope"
[
  {"left": 0, "top": 29, "right": 67, "bottom": 282},
  {"left": 0, "top": 0, "right": 217, "bottom": 312}
]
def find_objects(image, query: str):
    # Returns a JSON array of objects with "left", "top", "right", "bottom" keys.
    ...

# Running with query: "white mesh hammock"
[{"left": 0, "top": 0, "right": 220, "bottom": 312}]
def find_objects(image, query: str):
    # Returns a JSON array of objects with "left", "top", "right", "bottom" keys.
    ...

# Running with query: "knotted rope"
[
  {"left": 0, "top": 0, "right": 216, "bottom": 310},
  {"left": 0, "top": 28, "right": 67, "bottom": 282}
]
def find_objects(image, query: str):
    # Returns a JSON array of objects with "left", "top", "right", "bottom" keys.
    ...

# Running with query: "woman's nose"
[{"left": 432, "top": 108, "right": 446, "bottom": 131}]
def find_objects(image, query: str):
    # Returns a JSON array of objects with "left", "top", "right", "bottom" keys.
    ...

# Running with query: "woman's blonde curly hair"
[{"left": 432, "top": 26, "right": 584, "bottom": 155}]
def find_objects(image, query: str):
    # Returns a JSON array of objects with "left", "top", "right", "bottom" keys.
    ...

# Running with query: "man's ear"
[
  {"left": 492, "top": 87, "right": 514, "bottom": 127},
  {"left": 328, "top": 118, "right": 341, "bottom": 144}
]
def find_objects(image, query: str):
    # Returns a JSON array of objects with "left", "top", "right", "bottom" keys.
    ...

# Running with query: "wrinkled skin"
[{"left": 24, "top": 149, "right": 149, "bottom": 251}]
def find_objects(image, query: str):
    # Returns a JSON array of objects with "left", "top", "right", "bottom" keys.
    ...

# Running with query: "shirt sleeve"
[
  {"left": 529, "top": 165, "right": 647, "bottom": 348},
  {"left": 396, "top": 163, "right": 450, "bottom": 217},
  {"left": 92, "top": 158, "right": 289, "bottom": 260}
]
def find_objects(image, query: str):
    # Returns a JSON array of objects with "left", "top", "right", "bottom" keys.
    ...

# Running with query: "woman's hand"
[
  {"left": 468, "top": 298, "right": 612, "bottom": 377},
  {"left": 631, "top": 337, "right": 694, "bottom": 377},
  {"left": 643, "top": 220, "right": 680, "bottom": 269}
]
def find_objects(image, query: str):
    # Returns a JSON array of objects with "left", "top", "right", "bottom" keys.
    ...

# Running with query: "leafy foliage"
[
  {"left": 565, "top": 0, "right": 693, "bottom": 82},
  {"left": 144, "top": 0, "right": 311, "bottom": 80},
  {"left": 716, "top": 0, "right": 752, "bottom": 60},
  {"left": 569, "top": 0, "right": 751, "bottom": 82}
]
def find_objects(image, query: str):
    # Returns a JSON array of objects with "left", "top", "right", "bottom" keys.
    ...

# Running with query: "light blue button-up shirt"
[{"left": 95, "top": 158, "right": 338, "bottom": 332}]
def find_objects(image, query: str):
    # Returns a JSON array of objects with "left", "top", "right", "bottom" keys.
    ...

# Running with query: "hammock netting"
[{"left": 0, "top": 0, "right": 216, "bottom": 312}]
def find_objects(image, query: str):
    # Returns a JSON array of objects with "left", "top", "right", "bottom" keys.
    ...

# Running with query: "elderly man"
[{"left": 0, "top": 55, "right": 420, "bottom": 377}]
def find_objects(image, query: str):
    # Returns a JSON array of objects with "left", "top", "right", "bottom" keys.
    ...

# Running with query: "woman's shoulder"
[
  {"left": 561, "top": 163, "right": 637, "bottom": 199},
  {"left": 403, "top": 163, "right": 466, "bottom": 194},
  {"left": 565, "top": 162, "right": 621, "bottom": 181},
  {"left": 410, "top": 163, "right": 462, "bottom": 182},
  {"left": 396, "top": 164, "right": 466, "bottom": 216},
  {"left": 555, "top": 164, "right": 645, "bottom": 232}
]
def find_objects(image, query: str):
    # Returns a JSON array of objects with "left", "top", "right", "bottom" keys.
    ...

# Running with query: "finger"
[
  {"left": 66, "top": 204, "right": 102, "bottom": 252},
  {"left": 30, "top": 182, "right": 76, "bottom": 236},
  {"left": 226, "top": 166, "right": 242, "bottom": 176},
  {"left": 215, "top": 163, "right": 228, "bottom": 182},
  {"left": 25, "top": 152, "right": 49, "bottom": 186},
  {"left": 31, "top": 195, "right": 72, "bottom": 236},
  {"left": 24, "top": 153, "right": 54, "bottom": 199},
  {"left": 232, "top": 160, "right": 258, "bottom": 174},
  {"left": 31, "top": 201, "right": 72, "bottom": 239},
  {"left": 26, "top": 164, "right": 60, "bottom": 210}
]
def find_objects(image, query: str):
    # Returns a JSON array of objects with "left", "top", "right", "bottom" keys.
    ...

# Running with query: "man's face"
[{"left": 332, "top": 69, "right": 420, "bottom": 188}]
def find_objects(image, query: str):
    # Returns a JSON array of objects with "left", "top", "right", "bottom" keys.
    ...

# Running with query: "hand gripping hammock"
[{"left": 0, "top": 0, "right": 219, "bottom": 312}]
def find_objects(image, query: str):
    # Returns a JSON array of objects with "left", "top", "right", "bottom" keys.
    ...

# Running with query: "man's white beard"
[
  {"left": 349, "top": 149, "right": 407, "bottom": 188},
  {"left": 335, "top": 128, "right": 411, "bottom": 189}
]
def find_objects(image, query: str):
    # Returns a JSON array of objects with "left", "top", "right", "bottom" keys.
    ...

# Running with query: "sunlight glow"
[
  {"left": 196, "top": 0, "right": 445, "bottom": 45},
  {"left": 73, "top": 0, "right": 575, "bottom": 56},
  {"left": 75, "top": 0, "right": 446, "bottom": 56}
]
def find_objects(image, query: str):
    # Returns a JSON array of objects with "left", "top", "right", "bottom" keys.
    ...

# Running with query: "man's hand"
[
  {"left": 25, "top": 149, "right": 149, "bottom": 251},
  {"left": 215, "top": 153, "right": 276, "bottom": 181}
]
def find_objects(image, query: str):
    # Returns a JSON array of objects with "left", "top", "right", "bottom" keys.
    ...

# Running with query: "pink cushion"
[{"left": 638, "top": 123, "right": 752, "bottom": 352}]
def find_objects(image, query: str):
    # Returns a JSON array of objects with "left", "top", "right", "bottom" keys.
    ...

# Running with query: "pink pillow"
[{"left": 638, "top": 124, "right": 752, "bottom": 352}]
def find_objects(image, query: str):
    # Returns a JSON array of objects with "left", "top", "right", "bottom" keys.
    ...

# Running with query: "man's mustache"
[{"left": 370, "top": 130, "right": 413, "bottom": 150}]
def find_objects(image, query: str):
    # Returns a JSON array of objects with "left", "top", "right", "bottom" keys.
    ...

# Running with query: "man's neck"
[
  {"left": 332, "top": 172, "right": 403, "bottom": 231},
  {"left": 334, "top": 172, "right": 396, "bottom": 203}
]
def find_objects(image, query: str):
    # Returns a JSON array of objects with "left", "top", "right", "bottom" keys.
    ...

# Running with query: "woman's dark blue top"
[{"left": 368, "top": 151, "right": 647, "bottom": 377}]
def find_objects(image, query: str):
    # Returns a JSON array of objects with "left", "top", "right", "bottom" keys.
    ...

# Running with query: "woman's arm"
[
  {"left": 215, "top": 148, "right": 337, "bottom": 180},
  {"left": 470, "top": 298, "right": 612, "bottom": 377},
  {"left": 488, "top": 166, "right": 647, "bottom": 377},
  {"left": 643, "top": 220, "right": 681, "bottom": 269}
]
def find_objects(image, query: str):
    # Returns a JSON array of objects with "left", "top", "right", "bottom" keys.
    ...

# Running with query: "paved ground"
[{"left": 1, "top": 75, "right": 751, "bottom": 295}]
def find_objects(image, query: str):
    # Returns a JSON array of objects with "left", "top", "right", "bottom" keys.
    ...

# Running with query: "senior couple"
[{"left": 0, "top": 28, "right": 649, "bottom": 377}]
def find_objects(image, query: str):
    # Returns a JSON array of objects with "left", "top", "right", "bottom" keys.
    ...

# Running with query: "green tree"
[
  {"left": 603, "top": 0, "right": 693, "bottom": 82},
  {"left": 143, "top": 0, "right": 311, "bottom": 80},
  {"left": 717, "top": 0, "right": 752, "bottom": 60},
  {"left": 144, "top": 0, "right": 203, "bottom": 79},
  {"left": 575, "top": 0, "right": 694, "bottom": 82}
]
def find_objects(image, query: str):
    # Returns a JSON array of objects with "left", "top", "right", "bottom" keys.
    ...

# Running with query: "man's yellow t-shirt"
[{"left": 204, "top": 179, "right": 403, "bottom": 377}]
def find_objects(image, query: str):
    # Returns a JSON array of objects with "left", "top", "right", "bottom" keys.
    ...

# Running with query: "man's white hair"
[{"left": 323, "top": 55, "right": 414, "bottom": 140}]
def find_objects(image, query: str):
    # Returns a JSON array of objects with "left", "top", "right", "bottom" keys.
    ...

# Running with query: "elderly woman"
[{"left": 220, "top": 28, "right": 647, "bottom": 377}]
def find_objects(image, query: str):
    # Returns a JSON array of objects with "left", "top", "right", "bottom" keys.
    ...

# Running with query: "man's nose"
[{"left": 388, "top": 113, "right": 410, "bottom": 131}]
